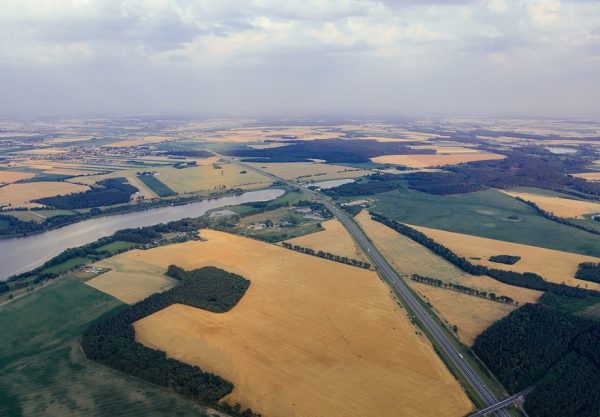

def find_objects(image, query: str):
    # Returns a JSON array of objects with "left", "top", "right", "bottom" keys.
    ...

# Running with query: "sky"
[{"left": 0, "top": 0, "right": 599, "bottom": 118}]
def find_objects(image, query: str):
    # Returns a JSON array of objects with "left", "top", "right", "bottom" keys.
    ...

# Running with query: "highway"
[{"left": 215, "top": 153, "right": 524, "bottom": 416}]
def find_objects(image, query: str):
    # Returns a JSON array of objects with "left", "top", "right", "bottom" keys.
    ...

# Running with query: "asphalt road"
[{"left": 215, "top": 154, "right": 522, "bottom": 416}]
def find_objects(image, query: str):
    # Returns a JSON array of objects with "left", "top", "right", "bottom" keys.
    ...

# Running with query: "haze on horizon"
[{"left": 1, "top": 0, "right": 599, "bottom": 118}]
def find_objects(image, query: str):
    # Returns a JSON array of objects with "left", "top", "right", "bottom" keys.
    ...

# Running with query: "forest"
[
  {"left": 81, "top": 266, "right": 257, "bottom": 416},
  {"left": 489, "top": 255, "right": 521, "bottom": 265},
  {"left": 35, "top": 178, "right": 139, "bottom": 209},
  {"left": 400, "top": 149, "right": 600, "bottom": 198},
  {"left": 472, "top": 301, "right": 600, "bottom": 417},
  {"left": 224, "top": 139, "right": 433, "bottom": 163},
  {"left": 575, "top": 262, "right": 600, "bottom": 284}
]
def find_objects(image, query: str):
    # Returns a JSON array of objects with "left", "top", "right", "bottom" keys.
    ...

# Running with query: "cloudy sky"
[{"left": 1, "top": 0, "right": 599, "bottom": 117}]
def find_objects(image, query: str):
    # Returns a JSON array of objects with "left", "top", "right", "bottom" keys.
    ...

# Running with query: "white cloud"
[{"left": 0, "top": 0, "right": 599, "bottom": 116}]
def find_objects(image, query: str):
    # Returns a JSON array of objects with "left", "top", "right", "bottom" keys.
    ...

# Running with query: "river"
[{"left": 0, "top": 188, "right": 285, "bottom": 280}]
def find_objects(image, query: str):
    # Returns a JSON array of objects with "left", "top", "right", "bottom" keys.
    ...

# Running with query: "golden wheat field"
[
  {"left": 124, "top": 176, "right": 158, "bottom": 200},
  {"left": 157, "top": 163, "right": 272, "bottom": 194},
  {"left": 69, "top": 163, "right": 271, "bottom": 194},
  {"left": 91, "top": 230, "right": 473, "bottom": 417},
  {"left": 0, "top": 182, "right": 89, "bottom": 208},
  {"left": 284, "top": 219, "right": 368, "bottom": 262},
  {"left": 246, "top": 162, "right": 371, "bottom": 181},
  {"left": 370, "top": 153, "right": 506, "bottom": 168},
  {"left": 501, "top": 190, "right": 600, "bottom": 218},
  {"left": 355, "top": 211, "right": 542, "bottom": 345},
  {"left": 86, "top": 257, "right": 177, "bottom": 304},
  {"left": 0, "top": 171, "right": 35, "bottom": 184},
  {"left": 410, "top": 224, "right": 600, "bottom": 291},
  {"left": 573, "top": 172, "right": 600, "bottom": 181},
  {"left": 410, "top": 282, "right": 515, "bottom": 346}
]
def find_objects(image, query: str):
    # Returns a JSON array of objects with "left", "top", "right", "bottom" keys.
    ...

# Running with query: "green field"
[
  {"left": 0, "top": 279, "right": 212, "bottom": 417},
  {"left": 41, "top": 257, "right": 89, "bottom": 274},
  {"left": 373, "top": 188, "right": 600, "bottom": 257},
  {"left": 96, "top": 240, "right": 137, "bottom": 253},
  {"left": 137, "top": 175, "right": 176, "bottom": 197}
]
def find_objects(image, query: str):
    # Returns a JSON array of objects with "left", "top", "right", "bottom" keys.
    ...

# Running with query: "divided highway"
[{"left": 215, "top": 153, "right": 523, "bottom": 417}]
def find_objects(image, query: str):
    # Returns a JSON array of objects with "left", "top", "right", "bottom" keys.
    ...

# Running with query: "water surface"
[{"left": 0, "top": 189, "right": 284, "bottom": 280}]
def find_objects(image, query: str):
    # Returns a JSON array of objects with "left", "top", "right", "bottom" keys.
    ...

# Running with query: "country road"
[{"left": 215, "top": 153, "right": 526, "bottom": 417}]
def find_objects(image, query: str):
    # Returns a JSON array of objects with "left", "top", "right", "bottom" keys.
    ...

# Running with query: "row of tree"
[
  {"left": 82, "top": 265, "right": 259, "bottom": 416},
  {"left": 410, "top": 274, "right": 515, "bottom": 304},
  {"left": 370, "top": 212, "right": 600, "bottom": 299},
  {"left": 516, "top": 196, "right": 600, "bottom": 237},
  {"left": 280, "top": 242, "right": 372, "bottom": 269}
]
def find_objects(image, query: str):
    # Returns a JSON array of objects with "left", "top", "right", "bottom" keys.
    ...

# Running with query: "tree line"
[
  {"left": 280, "top": 242, "right": 372, "bottom": 269},
  {"left": 516, "top": 196, "right": 600, "bottom": 237},
  {"left": 370, "top": 212, "right": 600, "bottom": 300},
  {"left": 82, "top": 265, "right": 259, "bottom": 417},
  {"left": 410, "top": 274, "right": 515, "bottom": 305}
]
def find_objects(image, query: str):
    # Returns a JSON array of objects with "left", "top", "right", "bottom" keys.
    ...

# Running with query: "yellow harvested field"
[
  {"left": 87, "top": 256, "right": 177, "bottom": 304},
  {"left": 284, "top": 219, "right": 368, "bottom": 262},
  {"left": 127, "top": 230, "right": 472, "bottom": 417},
  {"left": 68, "top": 163, "right": 271, "bottom": 193},
  {"left": 125, "top": 176, "right": 157, "bottom": 200},
  {"left": 0, "top": 182, "right": 89, "bottom": 208},
  {"left": 246, "top": 162, "right": 371, "bottom": 181},
  {"left": 410, "top": 282, "right": 514, "bottom": 346},
  {"left": 0, "top": 171, "right": 35, "bottom": 184},
  {"left": 355, "top": 212, "right": 541, "bottom": 305},
  {"left": 410, "top": 224, "right": 600, "bottom": 291},
  {"left": 502, "top": 191, "right": 600, "bottom": 218},
  {"left": 572, "top": 172, "right": 600, "bottom": 181},
  {"left": 355, "top": 211, "right": 541, "bottom": 345},
  {"left": 21, "top": 147, "right": 67, "bottom": 155},
  {"left": 47, "top": 136, "right": 93, "bottom": 143},
  {"left": 157, "top": 163, "right": 272, "bottom": 194},
  {"left": 370, "top": 153, "right": 506, "bottom": 168}
]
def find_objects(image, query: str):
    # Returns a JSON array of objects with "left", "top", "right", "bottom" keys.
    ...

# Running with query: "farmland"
[
  {"left": 501, "top": 190, "right": 600, "bottom": 218},
  {"left": 370, "top": 153, "right": 505, "bottom": 167},
  {"left": 0, "top": 182, "right": 89, "bottom": 208},
  {"left": 88, "top": 229, "right": 473, "bottom": 417},
  {"left": 246, "top": 161, "right": 371, "bottom": 181},
  {"left": 157, "top": 163, "right": 271, "bottom": 194},
  {"left": 284, "top": 219, "right": 368, "bottom": 262},
  {"left": 355, "top": 210, "right": 542, "bottom": 345},
  {"left": 410, "top": 224, "right": 600, "bottom": 291},
  {"left": 0, "top": 279, "right": 215, "bottom": 417},
  {"left": 0, "top": 170, "right": 35, "bottom": 184},
  {"left": 86, "top": 255, "right": 178, "bottom": 304},
  {"left": 411, "top": 282, "right": 515, "bottom": 346},
  {"left": 373, "top": 188, "right": 600, "bottom": 257}
]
